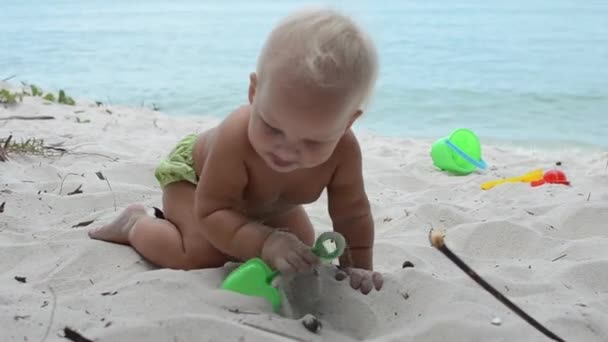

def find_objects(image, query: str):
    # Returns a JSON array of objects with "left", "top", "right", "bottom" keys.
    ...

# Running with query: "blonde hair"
[{"left": 256, "top": 7, "right": 378, "bottom": 110}]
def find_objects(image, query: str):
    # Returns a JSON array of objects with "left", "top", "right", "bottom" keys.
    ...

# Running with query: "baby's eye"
[
  {"left": 268, "top": 126, "right": 282, "bottom": 135},
  {"left": 263, "top": 120, "right": 282, "bottom": 135}
]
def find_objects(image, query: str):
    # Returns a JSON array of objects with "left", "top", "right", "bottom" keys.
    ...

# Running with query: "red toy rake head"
[{"left": 530, "top": 169, "right": 570, "bottom": 187}]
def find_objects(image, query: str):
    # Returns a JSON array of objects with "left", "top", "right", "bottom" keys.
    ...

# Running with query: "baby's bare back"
[{"left": 192, "top": 107, "right": 341, "bottom": 222}]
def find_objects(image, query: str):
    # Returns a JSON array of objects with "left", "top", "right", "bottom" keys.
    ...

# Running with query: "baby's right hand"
[{"left": 261, "top": 230, "right": 319, "bottom": 274}]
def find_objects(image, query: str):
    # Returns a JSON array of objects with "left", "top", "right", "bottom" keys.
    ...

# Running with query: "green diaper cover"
[{"left": 154, "top": 133, "right": 199, "bottom": 188}]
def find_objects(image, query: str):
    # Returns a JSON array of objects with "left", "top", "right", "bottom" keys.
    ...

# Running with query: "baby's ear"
[
  {"left": 248, "top": 72, "right": 257, "bottom": 104},
  {"left": 345, "top": 110, "right": 363, "bottom": 130}
]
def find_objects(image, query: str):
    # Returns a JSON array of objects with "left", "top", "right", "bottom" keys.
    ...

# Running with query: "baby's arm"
[
  {"left": 194, "top": 115, "right": 318, "bottom": 272},
  {"left": 194, "top": 121, "right": 273, "bottom": 260},
  {"left": 327, "top": 133, "right": 375, "bottom": 271}
]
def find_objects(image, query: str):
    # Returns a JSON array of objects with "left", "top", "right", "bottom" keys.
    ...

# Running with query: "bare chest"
[{"left": 242, "top": 166, "right": 333, "bottom": 216}]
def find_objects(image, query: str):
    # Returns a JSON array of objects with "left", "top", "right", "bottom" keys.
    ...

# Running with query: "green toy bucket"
[{"left": 431, "top": 128, "right": 487, "bottom": 175}]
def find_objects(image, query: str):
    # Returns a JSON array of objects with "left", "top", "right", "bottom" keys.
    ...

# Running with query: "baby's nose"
[{"left": 276, "top": 145, "right": 299, "bottom": 160}]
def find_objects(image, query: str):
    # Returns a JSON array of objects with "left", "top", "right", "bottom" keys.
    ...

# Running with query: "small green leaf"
[
  {"left": 30, "top": 85, "right": 43, "bottom": 96},
  {"left": 58, "top": 90, "right": 66, "bottom": 104}
]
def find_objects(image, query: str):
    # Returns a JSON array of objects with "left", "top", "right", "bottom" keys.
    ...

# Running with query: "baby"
[{"left": 89, "top": 8, "right": 383, "bottom": 295}]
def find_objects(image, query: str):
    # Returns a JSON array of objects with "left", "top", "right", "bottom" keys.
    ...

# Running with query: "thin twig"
[
  {"left": 45, "top": 146, "right": 67, "bottom": 153},
  {"left": 58, "top": 173, "right": 80, "bottom": 195},
  {"left": 107, "top": 177, "right": 117, "bottom": 211},
  {"left": 0, "top": 116, "right": 55, "bottom": 121},
  {"left": 429, "top": 229, "right": 565, "bottom": 342},
  {"left": 2, "top": 74, "right": 17, "bottom": 82},
  {"left": 64, "top": 151, "right": 118, "bottom": 161},
  {"left": 96, "top": 172, "right": 116, "bottom": 211},
  {"left": 62, "top": 144, "right": 118, "bottom": 161},
  {"left": 4, "top": 135, "right": 12, "bottom": 148},
  {"left": 552, "top": 254, "right": 567, "bottom": 262},
  {"left": 67, "top": 184, "right": 83, "bottom": 196},
  {"left": 241, "top": 322, "right": 308, "bottom": 342},
  {"left": 39, "top": 286, "right": 57, "bottom": 342},
  {"left": 224, "top": 307, "right": 261, "bottom": 315}
]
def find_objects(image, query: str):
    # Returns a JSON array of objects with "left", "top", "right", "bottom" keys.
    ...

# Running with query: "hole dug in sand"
[{"left": 276, "top": 265, "right": 408, "bottom": 340}]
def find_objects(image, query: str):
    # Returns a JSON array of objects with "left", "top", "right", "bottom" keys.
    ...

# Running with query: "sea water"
[{"left": 1, "top": 0, "right": 607, "bottom": 148}]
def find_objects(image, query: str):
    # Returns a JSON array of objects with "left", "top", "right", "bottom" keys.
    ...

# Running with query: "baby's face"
[{"left": 248, "top": 73, "right": 359, "bottom": 173}]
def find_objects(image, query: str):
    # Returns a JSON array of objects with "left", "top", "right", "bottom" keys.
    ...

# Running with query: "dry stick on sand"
[
  {"left": 429, "top": 230, "right": 565, "bottom": 342},
  {"left": 58, "top": 173, "right": 81, "bottom": 195},
  {"left": 96, "top": 171, "right": 117, "bottom": 211},
  {"left": 62, "top": 151, "right": 117, "bottom": 162},
  {"left": 551, "top": 254, "right": 567, "bottom": 262},
  {"left": 62, "top": 144, "right": 118, "bottom": 161},
  {"left": 0, "top": 116, "right": 55, "bottom": 121},
  {"left": 241, "top": 322, "right": 308, "bottom": 342}
]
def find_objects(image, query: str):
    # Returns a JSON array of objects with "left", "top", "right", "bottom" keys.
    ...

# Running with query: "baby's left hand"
[{"left": 335, "top": 267, "right": 383, "bottom": 295}]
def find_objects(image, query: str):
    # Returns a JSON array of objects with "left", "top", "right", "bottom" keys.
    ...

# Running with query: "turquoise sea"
[{"left": 1, "top": 0, "right": 607, "bottom": 148}]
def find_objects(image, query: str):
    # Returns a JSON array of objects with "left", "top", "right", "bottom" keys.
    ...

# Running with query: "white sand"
[{"left": 2, "top": 83, "right": 608, "bottom": 341}]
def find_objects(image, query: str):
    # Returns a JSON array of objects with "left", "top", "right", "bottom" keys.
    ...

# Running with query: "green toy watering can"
[{"left": 221, "top": 231, "right": 346, "bottom": 312}]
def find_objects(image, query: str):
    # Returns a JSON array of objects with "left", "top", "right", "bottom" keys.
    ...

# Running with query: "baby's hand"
[
  {"left": 335, "top": 267, "right": 383, "bottom": 294},
  {"left": 261, "top": 230, "right": 319, "bottom": 274}
]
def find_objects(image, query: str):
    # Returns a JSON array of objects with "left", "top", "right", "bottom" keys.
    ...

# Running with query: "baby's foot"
[{"left": 88, "top": 204, "right": 148, "bottom": 244}]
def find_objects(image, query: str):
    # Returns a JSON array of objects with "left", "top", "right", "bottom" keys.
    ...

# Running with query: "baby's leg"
[
  {"left": 89, "top": 181, "right": 228, "bottom": 269},
  {"left": 265, "top": 205, "right": 315, "bottom": 246}
]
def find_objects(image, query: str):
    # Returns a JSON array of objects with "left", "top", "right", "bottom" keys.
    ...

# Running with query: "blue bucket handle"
[{"left": 445, "top": 139, "right": 487, "bottom": 170}]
